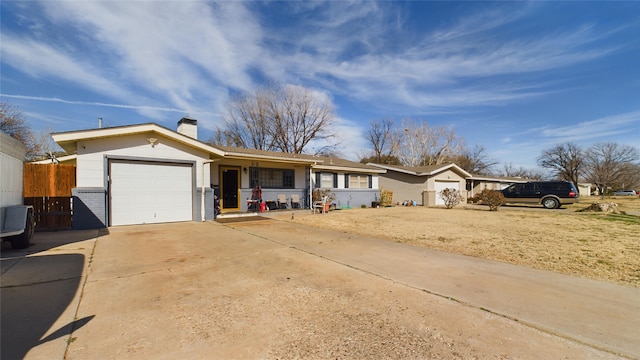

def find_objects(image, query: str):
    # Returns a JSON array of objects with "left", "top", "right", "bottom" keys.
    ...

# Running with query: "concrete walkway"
[{"left": 231, "top": 216, "right": 640, "bottom": 359}]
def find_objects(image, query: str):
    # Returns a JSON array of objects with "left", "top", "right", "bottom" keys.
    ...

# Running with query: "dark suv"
[{"left": 501, "top": 181, "right": 579, "bottom": 209}]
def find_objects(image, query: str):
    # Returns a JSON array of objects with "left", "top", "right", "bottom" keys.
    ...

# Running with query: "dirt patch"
[{"left": 288, "top": 199, "right": 640, "bottom": 287}]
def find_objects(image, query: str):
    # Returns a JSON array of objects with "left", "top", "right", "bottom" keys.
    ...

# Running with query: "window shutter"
[
  {"left": 333, "top": 173, "right": 338, "bottom": 188},
  {"left": 368, "top": 175, "right": 373, "bottom": 188},
  {"left": 315, "top": 172, "right": 321, "bottom": 189},
  {"left": 344, "top": 174, "right": 349, "bottom": 188}
]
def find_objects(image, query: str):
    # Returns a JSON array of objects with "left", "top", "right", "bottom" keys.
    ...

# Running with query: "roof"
[
  {"left": 51, "top": 123, "right": 383, "bottom": 173},
  {"left": 216, "top": 145, "right": 385, "bottom": 173},
  {"left": 52, "top": 123, "right": 226, "bottom": 157},
  {"left": 467, "top": 174, "right": 528, "bottom": 183},
  {"left": 368, "top": 162, "right": 472, "bottom": 178},
  {"left": 31, "top": 154, "right": 77, "bottom": 165}
]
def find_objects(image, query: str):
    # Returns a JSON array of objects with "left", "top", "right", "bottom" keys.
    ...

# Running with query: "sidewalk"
[{"left": 236, "top": 216, "right": 640, "bottom": 358}]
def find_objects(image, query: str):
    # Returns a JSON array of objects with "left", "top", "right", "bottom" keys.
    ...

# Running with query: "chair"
[
  {"left": 312, "top": 196, "right": 329, "bottom": 214},
  {"left": 290, "top": 194, "right": 301, "bottom": 209},
  {"left": 277, "top": 194, "right": 288, "bottom": 209}
]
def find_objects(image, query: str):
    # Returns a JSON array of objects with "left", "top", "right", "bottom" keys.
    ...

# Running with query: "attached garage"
[
  {"left": 109, "top": 160, "right": 194, "bottom": 226},
  {"left": 434, "top": 180, "right": 461, "bottom": 206}
]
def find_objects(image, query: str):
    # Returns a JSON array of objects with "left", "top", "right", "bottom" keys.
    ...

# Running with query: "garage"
[
  {"left": 109, "top": 161, "right": 193, "bottom": 226},
  {"left": 434, "top": 180, "right": 460, "bottom": 206}
]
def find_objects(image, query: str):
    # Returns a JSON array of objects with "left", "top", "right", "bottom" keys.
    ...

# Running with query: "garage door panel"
[
  {"left": 110, "top": 162, "right": 193, "bottom": 226},
  {"left": 435, "top": 181, "right": 460, "bottom": 206}
]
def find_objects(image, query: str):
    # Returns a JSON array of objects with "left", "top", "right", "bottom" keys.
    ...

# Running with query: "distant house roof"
[
  {"left": 368, "top": 162, "right": 472, "bottom": 178},
  {"left": 467, "top": 174, "right": 528, "bottom": 183},
  {"left": 30, "top": 154, "right": 77, "bottom": 165}
]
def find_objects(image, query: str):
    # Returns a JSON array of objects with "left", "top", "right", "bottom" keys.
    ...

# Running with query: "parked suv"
[
  {"left": 613, "top": 190, "right": 636, "bottom": 196},
  {"left": 501, "top": 181, "right": 579, "bottom": 209}
]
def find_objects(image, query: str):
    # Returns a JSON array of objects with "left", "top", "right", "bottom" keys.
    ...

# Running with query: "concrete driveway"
[{"left": 1, "top": 218, "right": 638, "bottom": 359}]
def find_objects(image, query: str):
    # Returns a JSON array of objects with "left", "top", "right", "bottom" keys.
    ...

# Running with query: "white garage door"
[
  {"left": 110, "top": 161, "right": 193, "bottom": 226},
  {"left": 434, "top": 181, "right": 460, "bottom": 206}
]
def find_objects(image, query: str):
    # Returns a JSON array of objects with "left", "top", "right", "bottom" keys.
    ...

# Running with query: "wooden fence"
[{"left": 23, "top": 164, "right": 76, "bottom": 231}]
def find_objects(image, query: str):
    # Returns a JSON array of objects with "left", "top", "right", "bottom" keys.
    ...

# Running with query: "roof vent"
[{"left": 177, "top": 117, "right": 198, "bottom": 139}]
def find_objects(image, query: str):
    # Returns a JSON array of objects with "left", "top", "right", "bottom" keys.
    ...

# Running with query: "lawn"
[{"left": 290, "top": 196, "right": 640, "bottom": 287}]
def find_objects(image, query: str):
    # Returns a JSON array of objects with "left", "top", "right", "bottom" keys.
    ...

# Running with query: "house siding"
[
  {"left": 76, "top": 134, "right": 211, "bottom": 188},
  {"left": 377, "top": 171, "right": 427, "bottom": 205}
]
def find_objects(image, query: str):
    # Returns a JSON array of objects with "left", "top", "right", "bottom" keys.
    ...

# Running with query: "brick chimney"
[{"left": 177, "top": 117, "right": 198, "bottom": 139}]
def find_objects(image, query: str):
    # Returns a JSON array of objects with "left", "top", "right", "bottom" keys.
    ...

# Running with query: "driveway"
[{"left": 1, "top": 218, "right": 637, "bottom": 359}]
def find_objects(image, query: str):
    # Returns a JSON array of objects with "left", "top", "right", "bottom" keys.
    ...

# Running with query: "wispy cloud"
[
  {"left": 2, "top": 1, "right": 624, "bottom": 119},
  {"left": 0, "top": 94, "right": 213, "bottom": 114}
]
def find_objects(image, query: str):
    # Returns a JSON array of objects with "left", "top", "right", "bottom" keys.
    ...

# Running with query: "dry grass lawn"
[{"left": 290, "top": 197, "right": 640, "bottom": 288}]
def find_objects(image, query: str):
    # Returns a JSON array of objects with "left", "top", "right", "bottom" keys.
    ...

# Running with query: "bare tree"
[
  {"left": 450, "top": 144, "right": 497, "bottom": 175},
  {"left": 584, "top": 142, "right": 639, "bottom": 196},
  {"left": 365, "top": 118, "right": 394, "bottom": 163},
  {"left": 0, "top": 101, "right": 40, "bottom": 160},
  {"left": 537, "top": 143, "right": 583, "bottom": 185},
  {"left": 223, "top": 86, "right": 276, "bottom": 150},
  {"left": 32, "top": 126, "right": 66, "bottom": 161},
  {"left": 218, "top": 84, "right": 335, "bottom": 154},
  {"left": 391, "top": 118, "right": 462, "bottom": 167},
  {"left": 502, "top": 163, "right": 544, "bottom": 180}
]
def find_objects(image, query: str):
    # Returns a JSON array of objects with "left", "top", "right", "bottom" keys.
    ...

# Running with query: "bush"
[
  {"left": 476, "top": 189, "right": 504, "bottom": 211},
  {"left": 312, "top": 188, "right": 335, "bottom": 202},
  {"left": 380, "top": 188, "right": 393, "bottom": 206},
  {"left": 438, "top": 188, "right": 464, "bottom": 209}
]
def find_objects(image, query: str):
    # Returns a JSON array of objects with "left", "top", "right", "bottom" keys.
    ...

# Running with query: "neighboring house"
[
  {"left": 31, "top": 154, "right": 77, "bottom": 165},
  {"left": 368, "top": 163, "right": 471, "bottom": 206},
  {"left": 466, "top": 175, "right": 528, "bottom": 198},
  {"left": 51, "top": 118, "right": 383, "bottom": 229}
]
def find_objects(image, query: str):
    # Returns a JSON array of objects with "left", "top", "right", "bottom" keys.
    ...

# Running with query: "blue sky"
[{"left": 1, "top": 1, "right": 639, "bottom": 169}]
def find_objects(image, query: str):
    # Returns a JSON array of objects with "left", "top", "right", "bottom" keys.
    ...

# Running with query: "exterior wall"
[
  {"left": 0, "top": 132, "right": 26, "bottom": 230},
  {"left": 72, "top": 187, "right": 107, "bottom": 229},
  {"left": 76, "top": 134, "right": 211, "bottom": 188},
  {"left": 195, "top": 188, "right": 215, "bottom": 221},
  {"left": 377, "top": 171, "right": 427, "bottom": 205},
  {"left": 212, "top": 160, "right": 308, "bottom": 211},
  {"left": 332, "top": 189, "right": 379, "bottom": 208},
  {"left": 311, "top": 170, "right": 381, "bottom": 208}
]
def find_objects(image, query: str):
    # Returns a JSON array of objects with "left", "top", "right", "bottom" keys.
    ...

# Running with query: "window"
[
  {"left": 348, "top": 174, "right": 371, "bottom": 189},
  {"left": 315, "top": 172, "right": 337, "bottom": 188},
  {"left": 250, "top": 168, "right": 294, "bottom": 189}
]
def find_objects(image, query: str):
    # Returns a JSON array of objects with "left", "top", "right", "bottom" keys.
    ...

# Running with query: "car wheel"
[{"left": 542, "top": 197, "right": 559, "bottom": 209}]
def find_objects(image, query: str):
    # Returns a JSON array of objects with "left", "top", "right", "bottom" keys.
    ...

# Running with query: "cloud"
[
  {"left": 2, "top": 0, "right": 634, "bottom": 156},
  {"left": 538, "top": 110, "right": 640, "bottom": 143}
]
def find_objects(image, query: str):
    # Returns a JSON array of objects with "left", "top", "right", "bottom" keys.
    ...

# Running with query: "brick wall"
[{"left": 72, "top": 187, "right": 107, "bottom": 230}]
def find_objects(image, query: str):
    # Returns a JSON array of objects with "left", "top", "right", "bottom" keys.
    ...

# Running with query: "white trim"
[
  {"left": 368, "top": 163, "right": 471, "bottom": 178},
  {"left": 52, "top": 123, "right": 225, "bottom": 157}
]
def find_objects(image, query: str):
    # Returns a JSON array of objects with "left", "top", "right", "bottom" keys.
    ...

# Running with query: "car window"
[{"left": 522, "top": 183, "right": 536, "bottom": 191}]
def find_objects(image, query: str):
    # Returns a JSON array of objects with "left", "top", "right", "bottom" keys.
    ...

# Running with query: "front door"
[{"left": 220, "top": 167, "right": 240, "bottom": 210}]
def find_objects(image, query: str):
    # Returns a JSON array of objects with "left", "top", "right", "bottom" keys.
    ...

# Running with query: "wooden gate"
[{"left": 23, "top": 164, "right": 76, "bottom": 231}]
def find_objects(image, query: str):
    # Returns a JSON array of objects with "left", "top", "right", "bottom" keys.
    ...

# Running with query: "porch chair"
[
  {"left": 290, "top": 194, "right": 301, "bottom": 208},
  {"left": 277, "top": 194, "right": 288, "bottom": 209},
  {"left": 312, "top": 196, "right": 329, "bottom": 214}
]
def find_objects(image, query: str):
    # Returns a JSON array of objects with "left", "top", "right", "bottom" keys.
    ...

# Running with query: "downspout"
[
  {"left": 309, "top": 162, "right": 317, "bottom": 209},
  {"left": 201, "top": 160, "right": 217, "bottom": 221}
]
